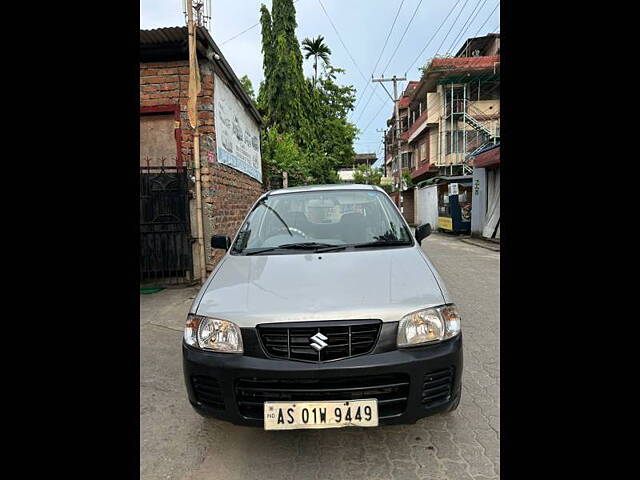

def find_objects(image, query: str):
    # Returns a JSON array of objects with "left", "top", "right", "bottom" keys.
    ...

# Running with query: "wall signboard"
[{"left": 213, "top": 74, "right": 262, "bottom": 182}]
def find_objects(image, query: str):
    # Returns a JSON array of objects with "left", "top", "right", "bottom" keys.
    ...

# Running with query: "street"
[{"left": 140, "top": 233, "right": 500, "bottom": 480}]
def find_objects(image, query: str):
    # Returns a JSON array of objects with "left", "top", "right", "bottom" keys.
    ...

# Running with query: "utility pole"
[
  {"left": 372, "top": 75, "right": 406, "bottom": 214},
  {"left": 376, "top": 128, "right": 387, "bottom": 177},
  {"left": 186, "top": 0, "right": 206, "bottom": 284}
]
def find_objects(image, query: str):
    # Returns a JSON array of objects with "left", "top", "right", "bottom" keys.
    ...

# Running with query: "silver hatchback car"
[{"left": 183, "top": 184, "right": 462, "bottom": 430}]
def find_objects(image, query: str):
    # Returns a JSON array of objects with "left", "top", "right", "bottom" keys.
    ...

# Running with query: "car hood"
[{"left": 194, "top": 246, "right": 448, "bottom": 327}]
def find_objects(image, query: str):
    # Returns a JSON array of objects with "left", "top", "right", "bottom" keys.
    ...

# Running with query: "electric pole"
[
  {"left": 372, "top": 75, "right": 406, "bottom": 214},
  {"left": 186, "top": 0, "right": 207, "bottom": 284},
  {"left": 376, "top": 128, "right": 387, "bottom": 177}
]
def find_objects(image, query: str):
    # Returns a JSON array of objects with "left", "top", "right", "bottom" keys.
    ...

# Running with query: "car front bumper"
[{"left": 183, "top": 333, "right": 462, "bottom": 427}]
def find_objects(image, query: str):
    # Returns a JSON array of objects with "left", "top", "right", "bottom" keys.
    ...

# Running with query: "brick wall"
[
  {"left": 402, "top": 190, "right": 415, "bottom": 226},
  {"left": 390, "top": 191, "right": 415, "bottom": 226},
  {"left": 202, "top": 162, "right": 263, "bottom": 267},
  {"left": 140, "top": 59, "right": 264, "bottom": 274}
]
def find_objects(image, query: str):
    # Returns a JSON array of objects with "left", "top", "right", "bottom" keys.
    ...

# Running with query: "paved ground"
[{"left": 140, "top": 233, "right": 500, "bottom": 480}]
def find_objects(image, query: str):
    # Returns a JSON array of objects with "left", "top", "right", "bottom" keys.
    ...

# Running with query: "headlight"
[
  {"left": 184, "top": 314, "right": 243, "bottom": 353},
  {"left": 397, "top": 304, "right": 461, "bottom": 347}
]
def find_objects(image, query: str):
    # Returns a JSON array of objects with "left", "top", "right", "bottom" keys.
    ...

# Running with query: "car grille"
[
  {"left": 191, "top": 376, "right": 225, "bottom": 410},
  {"left": 235, "top": 374, "right": 410, "bottom": 420},
  {"left": 421, "top": 367, "right": 455, "bottom": 407},
  {"left": 257, "top": 320, "right": 381, "bottom": 362}
]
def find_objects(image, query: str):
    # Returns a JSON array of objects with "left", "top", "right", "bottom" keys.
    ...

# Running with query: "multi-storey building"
[
  {"left": 383, "top": 81, "right": 420, "bottom": 188},
  {"left": 383, "top": 33, "right": 500, "bottom": 224}
]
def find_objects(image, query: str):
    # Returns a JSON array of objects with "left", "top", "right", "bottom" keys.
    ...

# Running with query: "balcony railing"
[{"left": 445, "top": 99, "right": 466, "bottom": 116}]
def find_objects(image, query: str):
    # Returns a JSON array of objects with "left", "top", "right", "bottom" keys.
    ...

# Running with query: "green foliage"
[
  {"left": 258, "top": 0, "right": 309, "bottom": 144},
  {"left": 353, "top": 164, "right": 383, "bottom": 185},
  {"left": 239, "top": 75, "right": 256, "bottom": 103},
  {"left": 258, "top": 1, "right": 358, "bottom": 187},
  {"left": 308, "top": 66, "right": 357, "bottom": 170},
  {"left": 402, "top": 170, "right": 414, "bottom": 189},
  {"left": 302, "top": 35, "right": 332, "bottom": 85},
  {"left": 261, "top": 129, "right": 308, "bottom": 187}
]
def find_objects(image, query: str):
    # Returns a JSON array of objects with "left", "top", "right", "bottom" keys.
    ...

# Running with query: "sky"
[{"left": 140, "top": 0, "right": 500, "bottom": 166}]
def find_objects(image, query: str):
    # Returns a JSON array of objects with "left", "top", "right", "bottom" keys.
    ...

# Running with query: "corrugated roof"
[
  {"left": 140, "top": 26, "right": 188, "bottom": 45},
  {"left": 140, "top": 26, "right": 262, "bottom": 125},
  {"left": 472, "top": 144, "right": 500, "bottom": 168},
  {"left": 354, "top": 153, "right": 377, "bottom": 160},
  {"left": 429, "top": 55, "right": 499, "bottom": 72}
]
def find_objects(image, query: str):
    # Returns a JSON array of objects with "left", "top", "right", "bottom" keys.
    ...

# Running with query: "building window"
[
  {"left": 420, "top": 141, "right": 428, "bottom": 162},
  {"left": 401, "top": 152, "right": 412, "bottom": 170},
  {"left": 140, "top": 112, "right": 179, "bottom": 166}
]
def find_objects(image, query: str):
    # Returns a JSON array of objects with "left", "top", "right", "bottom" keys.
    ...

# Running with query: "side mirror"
[
  {"left": 211, "top": 235, "right": 231, "bottom": 251},
  {"left": 415, "top": 223, "right": 432, "bottom": 244}
]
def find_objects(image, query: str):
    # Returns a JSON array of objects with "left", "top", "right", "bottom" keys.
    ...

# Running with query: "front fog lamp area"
[
  {"left": 184, "top": 315, "right": 243, "bottom": 353},
  {"left": 397, "top": 304, "right": 461, "bottom": 347}
]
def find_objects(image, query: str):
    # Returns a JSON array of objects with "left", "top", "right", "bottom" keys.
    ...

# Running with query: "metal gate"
[{"left": 140, "top": 163, "right": 193, "bottom": 285}]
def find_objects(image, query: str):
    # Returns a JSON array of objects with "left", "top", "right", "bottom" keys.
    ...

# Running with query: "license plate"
[{"left": 263, "top": 399, "right": 378, "bottom": 430}]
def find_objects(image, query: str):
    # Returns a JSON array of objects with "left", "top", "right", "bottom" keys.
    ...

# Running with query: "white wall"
[{"left": 415, "top": 184, "right": 439, "bottom": 228}]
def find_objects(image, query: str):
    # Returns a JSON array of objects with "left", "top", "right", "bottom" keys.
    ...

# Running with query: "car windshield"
[{"left": 232, "top": 189, "right": 413, "bottom": 254}]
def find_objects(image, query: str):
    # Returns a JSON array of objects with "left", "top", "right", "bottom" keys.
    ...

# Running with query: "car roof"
[{"left": 266, "top": 184, "right": 384, "bottom": 196}]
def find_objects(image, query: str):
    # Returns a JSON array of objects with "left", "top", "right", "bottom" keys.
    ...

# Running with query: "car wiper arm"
[
  {"left": 314, "top": 244, "right": 348, "bottom": 252},
  {"left": 259, "top": 200, "right": 293, "bottom": 236},
  {"left": 243, "top": 242, "right": 345, "bottom": 255},
  {"left": 353, "top": 240, "right": 412, "bottom": 248}
]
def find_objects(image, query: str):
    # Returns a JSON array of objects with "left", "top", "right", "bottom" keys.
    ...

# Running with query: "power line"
[
  {"left": 364, "top": 0, "right": 468, "bottom": 139},
  {"left": 405, "top": 0, "right": 463, "bottom": 73},
  {"left": 381, "top": 0, "right": 426, "bottom": 75},
  {"left": 351, "top": 0, "right": 406, "bottom": 116},
  {"left": 364, "top": 2, "right": 499, "bottom": 139},
  {"left": 354, "top": 83, "right": 381, "bottom": 124},
  {"left": 446, "top": 0, "right": 488, "bottom": 54},
  {"left": 220, "top": 0, "right": 304, "bottom": 45},
  {"left": 362, "top": 55, "right": 499, "bottom": 140},
  {"left": 220, "top": 22, "right": 259, "bottom": 45},
  {"left": 370, "top": 0, "right": 407, "bottom": 82},
  {"left": 472, "top": 1, "right": 499, "bottom": 37},
  {"left": 356, "top": 0, "right": 428, "bottom": 129},
  {"left": 361, "top": 100, "right": 391, "bottom": 134},
  {"left": 364, "top": 23, "right": 501, "bottom": 161},
  {"left": 317, "top": 0, "right": 385, "bottom": 107},
  {"left": 431, "top": 0, "right": 471, "bottom": 60}
]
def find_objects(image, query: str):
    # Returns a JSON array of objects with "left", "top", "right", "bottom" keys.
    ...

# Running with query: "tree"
[
  {"left": 305, "top": 66, "right": 358, "bottom": 179},
  {"left": 258, "top": 1, "right": 358, "bottom": 187},
  {"left": 261, "top": 129, "right": 308, "bottom": 187},
  {"left": 258, "top": 0, "right": 310, "bottom": 146},
  {"left": 239, "top": 75, "right": 256, "bottom": 104},
  {"left": 353, "top": 164, "right": 383, "bottom": 185},
  {"left": 302, "top": 35, "right": 332, "bottom": 86}
]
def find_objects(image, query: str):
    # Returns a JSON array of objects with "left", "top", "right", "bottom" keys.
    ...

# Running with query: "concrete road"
[{"left": 140, "top": 233, "right": 500, "bottom": 480}]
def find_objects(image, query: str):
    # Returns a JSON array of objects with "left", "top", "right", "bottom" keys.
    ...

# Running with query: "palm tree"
[{"left": 301, "top": 35, "right": 332, "bottom": 87}]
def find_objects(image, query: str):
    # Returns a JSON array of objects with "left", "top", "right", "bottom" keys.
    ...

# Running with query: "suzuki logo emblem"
[{"left": 310, "top": 332, "right": 328, "bottom": 351}]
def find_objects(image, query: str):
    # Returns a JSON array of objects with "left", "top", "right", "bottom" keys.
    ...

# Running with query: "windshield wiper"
[
  {"left": 259, "top": 200, "right": 293, "bottom": 236},
  {"left": 353, "top": 240, "right": 412, "bottom": 248},
  {"left": 243, "top": 242, "right": 345, "bottom": 255}
]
